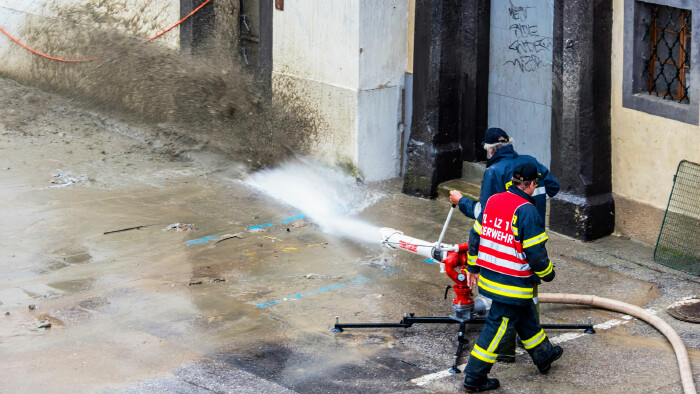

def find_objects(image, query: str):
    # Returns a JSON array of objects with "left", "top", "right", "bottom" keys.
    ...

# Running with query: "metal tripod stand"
[{"left": 332, "top": 303, "right": 595, "bottom": 374}]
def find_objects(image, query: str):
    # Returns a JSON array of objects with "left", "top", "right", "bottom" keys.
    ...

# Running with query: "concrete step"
[
  {"left": 437, "top": 179, "right": 481, "bottom": 201},
  {"left": 461, "top": 161, "right": 487, "bottom": 184},
  {"left": 437, "top": 161, "right": 485, "bottom": 201}
]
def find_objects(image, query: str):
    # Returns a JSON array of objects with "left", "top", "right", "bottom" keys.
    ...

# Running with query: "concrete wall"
[
  {"left": 488, "top": 0, "right": 553, "bottom": 167},
  {"left": 0, "top": 0, "right": 179, "bottom": 78},
  {"left": 272, "top": 0, "right": 408, "bottom": 181},
  {"left": 611, "top": 0, "right": 700, "bottom": 242},
  {"left": 358, "top": 0, "right": 406, "bottom": 180}
]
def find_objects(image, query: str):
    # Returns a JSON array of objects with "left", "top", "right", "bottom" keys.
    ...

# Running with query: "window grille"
[{"left": 641, "top": 3, "right": 692, "bottom": 103}]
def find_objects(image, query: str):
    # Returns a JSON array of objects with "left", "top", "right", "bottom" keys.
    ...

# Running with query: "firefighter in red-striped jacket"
[{"left": 462, "top": 163, "right": 563, "bottom": 392}]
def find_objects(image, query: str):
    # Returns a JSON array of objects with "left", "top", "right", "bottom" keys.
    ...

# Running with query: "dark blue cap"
[
  {"left": 482, "top": 127, "right": 510, "bottom": 146},
  {"left": 513, "top": 163, "right": 538, "bottom": 182}
]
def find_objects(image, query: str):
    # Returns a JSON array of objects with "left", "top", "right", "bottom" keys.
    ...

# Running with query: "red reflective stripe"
[
  {"left": 479, "top": 244, "right": 527, "bottom": 265},
  {"left": 477, "top": 259, "right": 533, "bottom": 277}
]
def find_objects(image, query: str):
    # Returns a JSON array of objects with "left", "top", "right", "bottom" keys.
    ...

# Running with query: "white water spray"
[{"left": 244, "top": 160, "right": 384, "bottom": 244}]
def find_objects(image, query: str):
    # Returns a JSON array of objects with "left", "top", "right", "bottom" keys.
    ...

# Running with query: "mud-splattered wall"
[
  {"left": 0, "top": 0, "right": 318, "bottom": 169},
  {"left": 0, "top": 0, "right": 245, "bottom": 121},
  {"left": 0, "top": 0, "right": 179, "bottom": 78}
]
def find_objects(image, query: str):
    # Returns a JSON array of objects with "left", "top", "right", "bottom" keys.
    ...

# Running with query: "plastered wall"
[
  {"left": 272, "top": 0, "right": 408, "bottom": 181},
  {"left": 488, "top": 0, "right": 554, "bottom": 167},
  {"left": 611, "top": 0, "right": 700, "bottom": 210}
]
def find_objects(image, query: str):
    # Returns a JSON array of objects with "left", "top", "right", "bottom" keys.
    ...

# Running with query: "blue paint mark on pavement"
[
  {"left": 185, "top": 236, "right": 221, "bottom": 246},
  {"left": 186, "top": 214, "right": 307, "bottom": 246},
  {"left": 247, "top": 222, "right": 274, "bottom": 230},
  {"left": 279, "top": 214, "right": 306, "bottom": 224},
  {"left": 255, "top": 268, "right": 399, "bottom": 308}
]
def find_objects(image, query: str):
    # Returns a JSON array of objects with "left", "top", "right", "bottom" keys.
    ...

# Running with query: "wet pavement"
[{"left": 1, "top": 78, "right": 699, "bottom": 393}]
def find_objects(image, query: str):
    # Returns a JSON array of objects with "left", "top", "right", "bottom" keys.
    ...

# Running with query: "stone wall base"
[
  {"left": 613, "top": 194, "right": 665, "bottom": 246},
  {"left": 550, "top": 193, "right": 615, "bottom": 241}
]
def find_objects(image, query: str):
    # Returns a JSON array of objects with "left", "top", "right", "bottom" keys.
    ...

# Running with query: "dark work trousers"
[
  {"left": 463, "top": 296, "right": 556, "bottom": 382},
  {"left": 495, "top": 284, "right": 539, "bottom": 357}
]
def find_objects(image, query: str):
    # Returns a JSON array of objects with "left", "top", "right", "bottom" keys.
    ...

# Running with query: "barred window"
[{"left": 641, "top": 3, "right": 692, "bottom": 103}]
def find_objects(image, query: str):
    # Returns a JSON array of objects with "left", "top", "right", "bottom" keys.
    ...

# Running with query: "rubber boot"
[
  {"left": 526, "top": 338, "right": 563, "bottom": 374},
  {"left": 536, "top": 345, "right": 563, "bottom": 374},
  {"left": 463, "top": 377, "right": 500, "bottom": 392}
]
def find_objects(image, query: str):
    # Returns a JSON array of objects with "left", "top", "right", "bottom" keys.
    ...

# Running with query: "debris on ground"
[
  {"left": 305, "top": 273, "right": 343, "bottom": 280},
  {"left": 28, "top": 304, "right": 37, "bottom": 310},
  {"left": 4, "top": 311, "right": 9, "bottom": 316},
  {"left": 214, "top": 232, "right": 244, "bottom": 245},
  {"left": 48, "top": 173, "right": 88, "bottom": 188},
  {"left": 104, "top": 224, "right": 160, "bottom": 235},
  {"left": 189, "top": 277, "right": 226, "bottom": 285},
  {"left": 163, "top": 223, "right": 195, "bottom": 232},
  {"left": 285, "top": 221, "right": 308, "bottom": 232},
  {"left": 248, "top": 227, "right": 267, "bottom": 233},
  {"left": 366, "top": 259, "right": 392, "bottom": 270},
  {"left": 35, "top": 319, "right": 51, "bottom": 329},
  {"left": 290, "top": 221, "right": 307, "bottom": 229}
]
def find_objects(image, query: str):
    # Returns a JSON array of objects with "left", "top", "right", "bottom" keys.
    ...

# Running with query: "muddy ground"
[{"left": 0, "top": 77, "right": 699, "bottom": 393}]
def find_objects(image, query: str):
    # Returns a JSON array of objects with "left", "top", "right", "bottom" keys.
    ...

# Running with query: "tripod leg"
[{"left": 449, "top": 321, "right": 468, "bottom": 374}]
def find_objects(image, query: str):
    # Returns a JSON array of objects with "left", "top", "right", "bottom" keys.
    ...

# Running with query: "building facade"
[
  {"left": 405, "top": 0, "right": 699, "bottom": 243},
  {"left": 1, "top": 0, "right": 698, "bottom": 244}
]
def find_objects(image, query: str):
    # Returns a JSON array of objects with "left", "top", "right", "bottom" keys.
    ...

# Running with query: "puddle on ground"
[
  {"left": 48, "top": 278, "right": 96, "bottom": 293},
  {"left": 78, "top": 296, "right": 110, "bottom": 310},
  {"left": 33, "top": 253, "right": 72, "bottom": 274}
]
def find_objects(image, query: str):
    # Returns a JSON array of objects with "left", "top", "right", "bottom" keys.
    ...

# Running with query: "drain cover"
[{"left": 667, "top": 297, "right": 700, "bottom": 324}]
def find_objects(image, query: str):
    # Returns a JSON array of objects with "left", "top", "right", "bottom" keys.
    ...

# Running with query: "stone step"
[
  {"left": 437, "top": 161, "right": 486, "bottom": 202},
  {"left": 438, "top": 161, "right": 553, "bottom": 226},
  {"left": 461, "top": 161, "right": 487, "bottom": 184},
  {"left": 437, "top": 179, "right": 481, "bottom": 201}
]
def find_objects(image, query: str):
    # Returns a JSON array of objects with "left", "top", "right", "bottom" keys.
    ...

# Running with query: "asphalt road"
[{"left": 1, "top": 78, "right": 698, "bottom": 393}]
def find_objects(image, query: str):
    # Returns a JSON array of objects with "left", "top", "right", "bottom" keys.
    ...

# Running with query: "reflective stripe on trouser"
[
  {"left": 469, "top": 315, "right": 510, "bottom": 364},
  {"left": 496, "top": 284, "right": 539, "bottom": 357},
  {"left": 464, "top": 296, "right": 553, "bottom": 382}
]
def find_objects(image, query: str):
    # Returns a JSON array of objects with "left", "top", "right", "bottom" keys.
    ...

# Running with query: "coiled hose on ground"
[{"left": 540, "top": 293, "right": 697, "bottom": 394}]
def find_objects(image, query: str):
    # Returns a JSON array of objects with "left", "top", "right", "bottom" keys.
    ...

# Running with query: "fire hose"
[
  {"left": 0, "top": 0, "right": 212, "bottom": 62},
  {"left": 539, "top": 293, "right": 697, "bottom": 394}
]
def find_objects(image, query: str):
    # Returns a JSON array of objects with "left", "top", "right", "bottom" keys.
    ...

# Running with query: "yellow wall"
[
  {"left": 611, "top": 0, "right": 700, "bottom": 210},
  {"left": 406, "top": 0, "right": 414, "bottom": 74}
]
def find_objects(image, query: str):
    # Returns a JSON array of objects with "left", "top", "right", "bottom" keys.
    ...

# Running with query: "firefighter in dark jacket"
[
  {"left": 450, "top": 127, "right": 559, "bottom": 222},
  {"left": 462, "top": 163, "right": 563, "bottom": 392},
  {"left": 450, "top": 127, "right": 560, "bottom": 363}
]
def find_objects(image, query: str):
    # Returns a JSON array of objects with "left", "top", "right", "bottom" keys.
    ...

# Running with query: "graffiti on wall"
[{"left": 503, "top": 0, "right": 552, "bottom": 73}]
